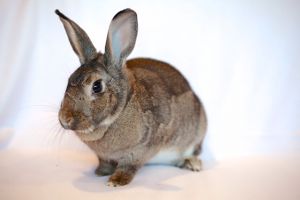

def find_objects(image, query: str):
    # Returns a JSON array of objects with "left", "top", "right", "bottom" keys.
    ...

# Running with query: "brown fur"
[
  {"left": 56, "top": 8, "right": 207, "bottom": 186},
  {"left": 108, "top": 165, "right": 139, "bottom": 186}
]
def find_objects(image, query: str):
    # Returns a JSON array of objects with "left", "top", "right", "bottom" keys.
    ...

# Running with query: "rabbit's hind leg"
[
  {"left": 177, "top": 156, "right": 202, "bottom": 172},
  {"left": 176, "top": 143, "right": 203, "bottom": 171}
]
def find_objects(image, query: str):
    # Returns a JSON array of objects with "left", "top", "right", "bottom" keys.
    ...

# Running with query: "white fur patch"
[
  {"left": 147, "top": 149, "right": 180, "bottom": 165},
  {"left": 100, "top": 114, "right": 119, "bottom": 126},
  {"left": 75, "top": 126, "right": 95, "bottom": 134},
  {"left": 183, "top": 146, "right": 194, "bottom": 158},
  {"left": 147, "top": 145, "right": 194, "bottom": 165}
]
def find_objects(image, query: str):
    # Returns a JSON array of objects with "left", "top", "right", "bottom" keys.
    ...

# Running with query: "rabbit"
[{"left": 56, "top": 8, "right": 207, "bottom": 187}]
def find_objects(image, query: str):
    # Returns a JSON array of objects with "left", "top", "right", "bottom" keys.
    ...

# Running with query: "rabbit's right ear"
[
  {"left": 55, "top": 10, "right": 97, "bottom": 64},
  {"left": 104, "top": 9, "right": 138, "bottom": 67}
]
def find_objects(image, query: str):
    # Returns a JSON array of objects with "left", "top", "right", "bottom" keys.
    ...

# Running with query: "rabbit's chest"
[{"left": 86, "top": 104, "right": 148, "bottom": 158}]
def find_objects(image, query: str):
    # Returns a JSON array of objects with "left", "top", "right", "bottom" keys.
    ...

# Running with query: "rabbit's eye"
[{"left": 92, "top": 79, "right": 103, "bottom": 94}]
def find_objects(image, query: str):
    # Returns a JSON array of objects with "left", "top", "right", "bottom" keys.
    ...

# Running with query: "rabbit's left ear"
[
  {"left": 55, "top": 10, "right": 97, "bottom": 64},
  {"left": 104, "top": 9, "right": 138, "bottom": 67}
]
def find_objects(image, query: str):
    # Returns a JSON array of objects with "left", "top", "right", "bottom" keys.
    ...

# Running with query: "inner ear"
[{"left": 104, "top": 9, "right": 138, "bottom": 67}]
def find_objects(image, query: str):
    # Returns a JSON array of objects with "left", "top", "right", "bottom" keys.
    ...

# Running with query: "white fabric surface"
[
  {"left": 0, "top": 147, "right": 299, "bottom": 200},
  {"left": 0, "top": 0, "right": 300, "bottom": 199}
]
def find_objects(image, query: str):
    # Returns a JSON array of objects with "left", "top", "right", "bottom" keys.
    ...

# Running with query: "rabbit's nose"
[
  {"left": 59, "top": 117, "right": 74, "bottom": 130},
  {"left": 59, "top": 111, "right": 76, "bottom": 130}
]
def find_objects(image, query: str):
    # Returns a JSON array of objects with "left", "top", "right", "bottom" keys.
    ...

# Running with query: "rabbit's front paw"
[{"left": 107, "top": 166, "right": 138, "bottom": 187}]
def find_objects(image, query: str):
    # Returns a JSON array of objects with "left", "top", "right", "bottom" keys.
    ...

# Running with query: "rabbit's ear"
[
  {"left": 104, "top": 9, "right": 138, "bottom": 67},
  {"left": 55, "top": 10, "right": 97, "bottom": 64}
]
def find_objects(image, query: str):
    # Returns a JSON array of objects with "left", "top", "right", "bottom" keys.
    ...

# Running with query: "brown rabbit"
[{"left": 56, "top": 8, "right": 207, "bottom": 187}]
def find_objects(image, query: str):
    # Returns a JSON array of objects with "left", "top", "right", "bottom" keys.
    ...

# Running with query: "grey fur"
[{"left": 57, "top": 8, "right": 207, "bottom": 187}]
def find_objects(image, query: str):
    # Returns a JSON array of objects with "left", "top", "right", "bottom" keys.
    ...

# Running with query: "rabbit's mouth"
[
  {"left": 75, "top": 125, "right": 108, "bottom": 142},
  {"left": 75, "top": 125, "right": 95, "bottom": 134}
]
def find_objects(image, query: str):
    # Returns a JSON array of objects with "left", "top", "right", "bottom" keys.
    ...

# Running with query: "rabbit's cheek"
[
  {"left": 108, "top": 93, "right": 118, "bottom": 114},
  {"left": 89, "top": 92, "right": 119, "bottom": 125},
  {"left": 92, "top": 95, "right": 108, "bottom": 112}
]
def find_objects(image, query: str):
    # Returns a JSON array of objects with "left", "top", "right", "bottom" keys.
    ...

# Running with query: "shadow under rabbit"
[{"left": 72, "top": 158, "right": 216, "bottom": 193}]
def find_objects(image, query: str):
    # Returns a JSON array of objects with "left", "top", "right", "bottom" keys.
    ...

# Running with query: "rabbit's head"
[{"left": 56, "top": 9, "right": 137, "bottom": 133}]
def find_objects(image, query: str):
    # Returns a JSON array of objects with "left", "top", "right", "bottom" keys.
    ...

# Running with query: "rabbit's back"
[
  {"left": 126, "top": 58, "right": 195, "bottom": 126},
  {"left": 126, "top": 58, "right": 192, "bottom": 97}
]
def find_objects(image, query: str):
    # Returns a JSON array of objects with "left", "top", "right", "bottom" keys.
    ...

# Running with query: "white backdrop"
[
  {"left": 0, "top": 0, "right": 299, "bottom": 162},
  {"left": 1, "top": 0, "right": 300, "bottom": 199}
]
